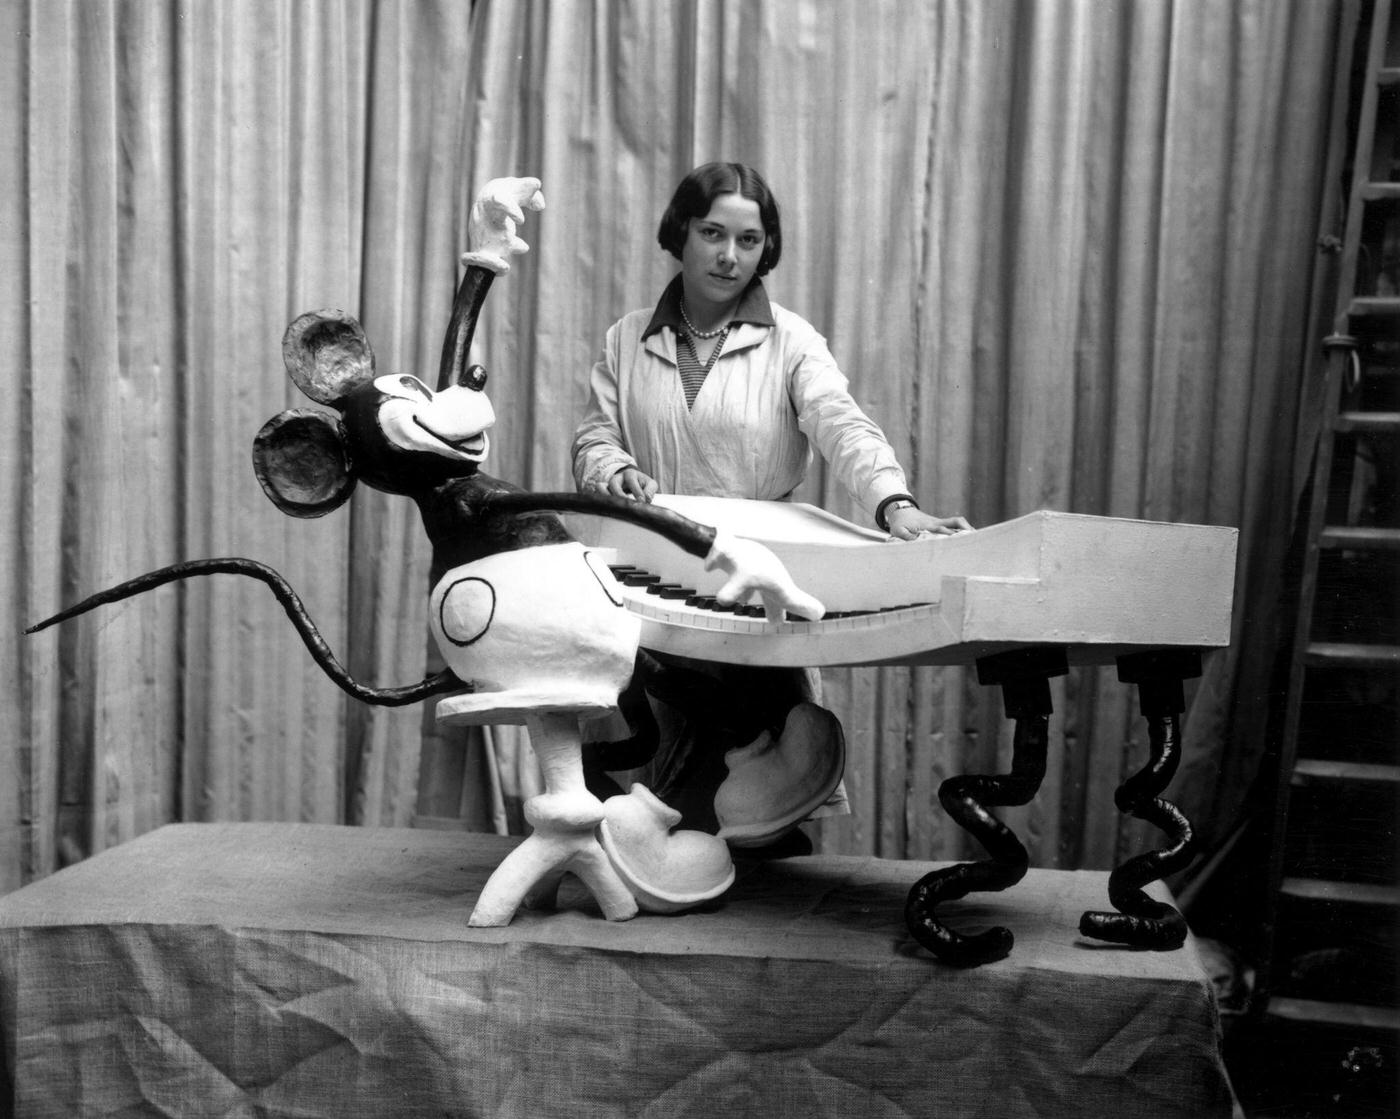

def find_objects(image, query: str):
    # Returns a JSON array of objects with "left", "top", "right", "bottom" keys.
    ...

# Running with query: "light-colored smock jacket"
[{"left": 571, "top": 292, "right": 912, "bottom": 522}]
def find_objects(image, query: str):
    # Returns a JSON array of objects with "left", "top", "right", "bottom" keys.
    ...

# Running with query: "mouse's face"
[
  {"left": 374, "top": 371, "right": 494, "bottom": 465},
  {"left": 340, "top": 368, "right": 496, "bottom": 496}
]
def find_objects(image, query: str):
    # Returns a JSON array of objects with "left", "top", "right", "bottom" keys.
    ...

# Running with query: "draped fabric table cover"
[{"left": 0, "top": 823, "right": 1234, "bottom": 1118}]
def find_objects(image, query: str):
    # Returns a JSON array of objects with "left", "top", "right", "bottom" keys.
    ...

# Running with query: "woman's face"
[{"left": 681, "top": 192, "right": 766, "bottom": 310}]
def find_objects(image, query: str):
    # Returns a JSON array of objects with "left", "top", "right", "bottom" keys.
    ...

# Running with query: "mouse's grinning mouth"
[{"left": 415, "top": 418, "right": 486, "bottom": 456}]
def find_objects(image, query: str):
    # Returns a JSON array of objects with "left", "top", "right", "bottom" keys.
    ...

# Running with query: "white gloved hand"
[
  {"left": 703, "top": 532, "right": 825, "bottom": 623},
  {"left": 462, "top": 176, "right": 546, "bottom": 274}
]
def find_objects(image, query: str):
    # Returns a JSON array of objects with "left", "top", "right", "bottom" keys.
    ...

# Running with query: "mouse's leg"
[
  {"left": 905, "top": 647, "right": 1067, "bottom": 967},
  {"left": 1079, "top": 649, "right": 1201, "bottom": 949},
  {"left": 469, "top": 710, "right": 638, "bottom": 927}
]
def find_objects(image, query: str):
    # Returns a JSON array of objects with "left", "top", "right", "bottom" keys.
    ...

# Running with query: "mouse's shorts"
[{"left": 428, "top": 542, "right": 640, "bottom": 709}]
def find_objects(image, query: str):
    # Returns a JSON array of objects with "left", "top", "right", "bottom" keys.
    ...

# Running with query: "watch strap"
[{"left": 875, "top": 493, "right": 919, "bottom": 532}]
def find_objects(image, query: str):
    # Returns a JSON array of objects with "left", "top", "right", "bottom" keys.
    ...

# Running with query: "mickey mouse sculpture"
[{"left": 27, "top": 177, "right": 825, "bottom": 927}]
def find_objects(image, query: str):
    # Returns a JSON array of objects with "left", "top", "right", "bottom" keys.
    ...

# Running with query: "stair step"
[
  {"left": 1304, "top": 642, "right": 1400, "bottom": 668},
  {"left": 1336, "top": 411, "right": 1400, "bottom": 434},
  {"left": 1349, "top": 296, "right": 1400, "bottom": 317},
  {"left": 1292, "top": 758, "right": 1400, "bottom": 786},
  {"left": 1266, "top": 996, "right": 1400, "bottom": 1031},
  {"left": 1280, "top": 877, "right": 1400, "bottom": 907},
  {"left": 1320, "top": 525, "right": 1400, "bottom": 550}
]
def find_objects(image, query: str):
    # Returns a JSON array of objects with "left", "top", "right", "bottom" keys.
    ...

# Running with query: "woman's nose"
[{"left": 716, "top": 239, "right": 735, "bottom": 263}]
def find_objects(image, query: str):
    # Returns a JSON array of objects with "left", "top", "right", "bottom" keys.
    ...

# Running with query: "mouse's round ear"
[
  {"left": 282, "top": 309, "right": 375, "bottom": 405},
  {"left": 252, "top": 409, "right": 356, "bottom": 518}
]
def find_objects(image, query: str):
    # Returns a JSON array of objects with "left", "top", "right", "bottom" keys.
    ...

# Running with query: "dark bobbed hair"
[{"left": 656, "top": 162, "right": 782, "bottom": 276}]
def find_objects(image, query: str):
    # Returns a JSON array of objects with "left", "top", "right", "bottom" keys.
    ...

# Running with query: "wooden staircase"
[{"left": 1242, "top": 1, "right": 1400, "bottom": 1113}]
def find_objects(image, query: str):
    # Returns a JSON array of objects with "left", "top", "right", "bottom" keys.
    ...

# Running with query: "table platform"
[{"left": 0, "top": 823, "right": 1235, "bottom": 1118}]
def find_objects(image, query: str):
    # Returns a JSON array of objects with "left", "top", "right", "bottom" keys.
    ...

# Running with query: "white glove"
[
  {"left": 461, "top": 176, "right": 546, "bottom": 274},
  {"left": 703, "top": 532, "right": 825, "bottom": 623}
]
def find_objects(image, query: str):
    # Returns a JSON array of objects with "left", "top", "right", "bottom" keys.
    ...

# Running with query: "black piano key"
[
  {"left": 609, "top": 565, "right": 640, "bottom": 577},
  {"left": 685, "top": 594, "right": 708, "bottom": 607},
  {"left": 621, "top": 573, "right": 661, "bottom": 587},
  {"left": 657, "top": 586, "right": 694, "bottom": 599},
  {"left": 646, "top": 583, "right": 683, "bottom": 596}
]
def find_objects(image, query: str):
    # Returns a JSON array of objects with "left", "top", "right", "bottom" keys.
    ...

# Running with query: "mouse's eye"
[
  {"left": 397, "top": 375, "right": 433, "bottom": 400},
  {"left": 458, "top": 364, "right": 488, "bottom": 392}
]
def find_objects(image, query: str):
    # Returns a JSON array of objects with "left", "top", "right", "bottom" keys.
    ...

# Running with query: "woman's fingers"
[
  {"left": 887, "top": 507, "right": 975, "bottom": 540},
  {"left": 608, "top": 467, "right": 657, "bottom": 502}
]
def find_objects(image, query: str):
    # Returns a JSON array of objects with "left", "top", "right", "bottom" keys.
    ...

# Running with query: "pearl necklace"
[{"left": 680, "top": 299, "right": 729, "bottom": 339}]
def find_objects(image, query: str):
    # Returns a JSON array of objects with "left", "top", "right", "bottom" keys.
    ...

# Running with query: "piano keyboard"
[{"left": 608, "top": 563, "right": 966, "bottom": 667}]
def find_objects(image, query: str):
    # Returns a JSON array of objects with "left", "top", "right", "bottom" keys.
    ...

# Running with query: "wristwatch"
[{"left": 876, "top": 495, "right": 919, "bottom": 532}]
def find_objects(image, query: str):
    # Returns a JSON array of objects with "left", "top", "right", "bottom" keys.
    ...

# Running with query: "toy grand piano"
[
  {"left": 567, "top": 495, "right": 1236, "bottom": 668},
  {"left": 567, "top": 496, "right": 1239, "bottom": 968}
]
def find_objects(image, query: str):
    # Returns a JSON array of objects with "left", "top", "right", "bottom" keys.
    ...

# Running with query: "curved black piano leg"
[
  {"left": 906, "top": 647, "right": 1067, "bottom": 967},
  {"left": 1079, "top": 649, "right": 1202, "bottom": 950}
]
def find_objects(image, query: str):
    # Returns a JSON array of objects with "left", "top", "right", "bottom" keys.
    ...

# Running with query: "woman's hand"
[
  {"left": 606, "top": 466, "right": 659, "bottom": 503},
  {"left": 886, "top": 506, "right": 973, "bottom": 541}
]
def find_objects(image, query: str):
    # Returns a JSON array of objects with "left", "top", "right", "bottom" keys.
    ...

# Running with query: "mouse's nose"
[{"left": 457, "top": 363, "right": 488, "bottom": 391}]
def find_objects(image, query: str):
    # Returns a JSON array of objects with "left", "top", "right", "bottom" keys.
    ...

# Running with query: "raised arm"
[{"left": 439, "top": 176, "right": 546, "bottom": 391}]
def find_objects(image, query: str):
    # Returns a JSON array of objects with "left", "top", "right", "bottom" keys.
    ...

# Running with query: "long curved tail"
[{"left": 25, "top": 557, "right": 464, "bottom": 707}]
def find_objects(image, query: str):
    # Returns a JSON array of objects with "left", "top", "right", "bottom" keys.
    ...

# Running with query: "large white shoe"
[
  {"left": 599, "top": 784, "right": 736, "bottom": 913},
  {"left": 714, "top": 703, "right": 846, "bottom": 848}
]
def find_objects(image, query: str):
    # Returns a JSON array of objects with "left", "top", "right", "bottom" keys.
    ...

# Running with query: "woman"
[{"left": 572, "top": 162, "right": 971, "bottom": 848}]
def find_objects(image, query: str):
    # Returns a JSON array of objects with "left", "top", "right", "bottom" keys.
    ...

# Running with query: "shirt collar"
[{"left": 641, "top": 274, "right": 775, "bottom": 340}]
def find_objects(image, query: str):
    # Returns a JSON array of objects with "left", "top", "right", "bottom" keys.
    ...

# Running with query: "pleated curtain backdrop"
[{"left": 3, "top": 0, "right": 1342, "bottom": 895}]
